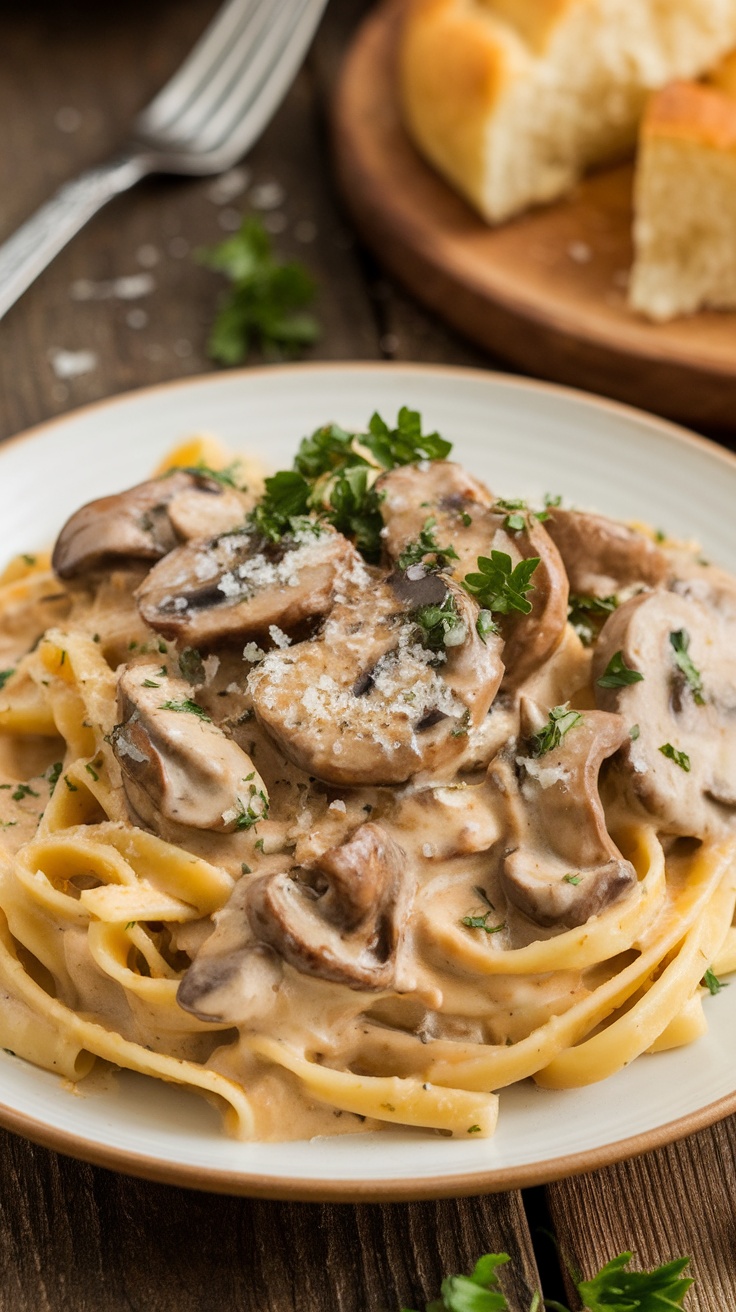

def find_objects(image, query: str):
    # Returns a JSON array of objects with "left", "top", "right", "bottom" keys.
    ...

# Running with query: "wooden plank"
[
  {"left": 547, "top": 1117, "right": 736, "bottom": 1311},
  {"left": 0, "top": 0, "right": 379, "bottom": 444},
  {"left": 0, "top": 1130, "right": 541, "bottom": 1312},
  {"left": 0, "top": 5, "right": 540, "bottom": 1312}
]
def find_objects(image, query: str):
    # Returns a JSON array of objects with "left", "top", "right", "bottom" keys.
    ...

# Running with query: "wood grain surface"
[
  {"left": 0, "top": 0, "right": 734, "bottom": 1308},
  {"left": 332, "top": 0, "right": 736, "bottom": 431}
]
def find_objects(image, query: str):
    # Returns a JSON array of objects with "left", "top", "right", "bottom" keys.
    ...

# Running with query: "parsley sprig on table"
[
  {"left": 402, "top": 1249, "right": 694, "bottom": 1311},
  {"left": 247, "top": 407, "right": 452, "bottom": 562},
  {"left": 199, "top": 217, "right": 319, "bottom": 365}
]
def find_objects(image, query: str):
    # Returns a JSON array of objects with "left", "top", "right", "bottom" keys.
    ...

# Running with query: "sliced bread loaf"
[
  {"left": 399, "top": 0, "right": 736, "bottom": 224},
  {"left": 629, "top": 81, "right": 736, "bottom": 321}
]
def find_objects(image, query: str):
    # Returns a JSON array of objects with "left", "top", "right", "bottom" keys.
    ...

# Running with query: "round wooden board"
[{"left": 332, "top": 0, "right": 736, "bottom": 430}]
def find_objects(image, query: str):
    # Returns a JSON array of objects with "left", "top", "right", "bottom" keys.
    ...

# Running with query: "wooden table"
[{"left": 0, "top": 2, "right": 733, "bottom": 1307}]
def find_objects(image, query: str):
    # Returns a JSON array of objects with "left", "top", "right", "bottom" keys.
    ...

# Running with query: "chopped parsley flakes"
[
  {"left": 412, "top": 595, "right": 467, "bottom": 652},
  {"left": 670, "top": 629, "right": 704, "bottom": 705},
  {"left": 528, "top": 704, "right": 584, "bottom": 758},
  {"left": 567, "top": 593, "right": 617, "bottom": 647},
  {"left": 659, "top": 742, "right": 690, "bottom": 772},
  {"left": 159, "top": 699, "right": 212, "bottom": 721},
  {"left": 398, "top": 518, "right": 458, "bottom": 571},
  {"left": 702, "top": 967, "right": 728, "bottom": 995},
  {"left": 596, "top": 650, "right": 644, "bottom": 689},
  {"left": 0, "top": 670, "right": 15, "bottom": 692}
]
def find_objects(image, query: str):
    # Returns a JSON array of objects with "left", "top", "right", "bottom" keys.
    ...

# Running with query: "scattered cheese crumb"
[
  {"left": 268, "top": 625, "right": 291, "bottom": 649},
  {"left": 328, "top": 799, "right": 347, "bottom": 813}
]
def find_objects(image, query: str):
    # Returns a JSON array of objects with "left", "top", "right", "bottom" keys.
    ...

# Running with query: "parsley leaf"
[
  {"left": 461, "top": 911, "right": 505, "bottom": 935},
  {"left": 702, "top": 967, "right": 729, "bottom": 995},
  {"left": 233, "top": 785, "right": 269, "bottom": 832},
  {"left": 248, "top": 409, "right": 452, "bottom": 562},
  {"left": 11, "top": 783, "right": 39, "bottom": 803},
  {"left": 597, "top": 650, "right": 644, "bottom": 689},
  {"left": 568, "top": 594, "right": 618, "bottom": 647},
  {"left": 563, "top": 874, "right": 582, "bottom": 885},
  {"left": 670, "top": 629, "right": 705, "bottom": 705},
  {"left": 528, "top": 704, "right": 584, "bottom": 757},
  {"left": 160, "top": 699, "right": 212, "bottom": 722},
  {"left": 0, "top": 670, "right": 15, "bottom": 692},
  {"left": 463, "top": 552, "right": 539, "bottom": 616},
  {"left": 659, "top": 743, "right": 690, "bottom": 772},
  {"left": 577, "top": 1251, "right": 692, "bottom": 1311},
  {"left": 199, "top": 217, "right": 319, "bottom": 365},
  {"left": 46, "top": 762, "right": 63, "bottom": 795},
  {"left": 362, "top": 407, "right": 452, "bottom": 467},
  {"left": 413, "top": 595, "right": 467, "bottom": 652},
  {"left": 398, "top": 518, "right": 459, "bottom": 571},
  {"left": 178, "top": 462, "right": 243, "bottom": 490}
]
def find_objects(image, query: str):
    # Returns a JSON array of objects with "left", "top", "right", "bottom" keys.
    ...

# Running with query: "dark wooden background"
[{"left": 0, "top": 1, "right": 734, "bottom": 1307}]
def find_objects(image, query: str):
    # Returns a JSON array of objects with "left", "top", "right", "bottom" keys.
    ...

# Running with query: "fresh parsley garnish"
[
  {"left": 462, "top": 551, "right": 539, "bottom": 616},
  {"left": 528, "top": 704, "right": 584, "bottom": 757},
  {"left": 248, "top": 408, "right": 452, "bottom": 562},
  {"left": 544, "top": 493, "right": 562, "bottom": 508},
  {"left": 179, "top": 462, "right": 243, "bottom": 489},
  {"left": 11, "top": 783, "right": 39, "bottom": 803},
  {"left": 160, "top": 699, "right": 212, "bottom": 722},
  {"left": 398, "top": 518, "right": 459, "bottom": 571},
  {"left": 659, "top": 743, "right": 690, "bottom": 772},
  {"left": 198, "top": 216, "right": 319, "bottom": 365},
  {"left": 64, "top": 776, "right": 78, "bottom": 792},
  {"left": 568, "top": 594, "right": 618, "bottom": 647},
  {"left": 0, "top": 670, "right": 15, "bottom": 692},
  {"left": 461, "top": 911, "right": 505, "bottom": 935},
  {"left": 46, "top": 762, "right": 63, "bottom": 795},
  {"left": 563, "top": 874, "right": 582, "bottom": 885},
  {"left": 85, "top": 762, "right": 100, "bottom": 782},
  {"left": 412, "top": 595, "right": 467, "bottom": 652},
  {"left": 142, "top": 678, "right": 160, "bottom": 689},
  {"left": 178, "top": 647, "right": 205, "bottom": 685},
  {"left": 597, "top": 650, "right": 644, "bottom": 689},
  {"left": 402, "top": 1249, "right": 693, "bottom": 1312},
  {"left": 476, "top": 610, "right": 498, "bottom": 643},
  {"left": 702, "top": 967, "right": 728, "bottom": 995},
  {"left": 670, "top": 629, "right": 704, "bottom": 705},
  {"left": 233, "top": 786, "right": 269, "bottom": 832}
]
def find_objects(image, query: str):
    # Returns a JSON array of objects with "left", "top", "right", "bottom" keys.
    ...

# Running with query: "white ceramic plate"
[{"left": 1, "top": 363, "right": 735, "bottom": 1200}]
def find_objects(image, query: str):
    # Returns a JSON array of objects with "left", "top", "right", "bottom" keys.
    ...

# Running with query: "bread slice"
[
  {"left": 629, "top": 81, "right": 736, "bottom": 321},
  {"left": 399, "top": 0, "right": 736, "bottom": 224}
]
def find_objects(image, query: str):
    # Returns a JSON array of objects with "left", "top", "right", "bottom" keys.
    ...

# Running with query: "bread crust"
[{"left": 643, "top": 81, "right": 736, "bottom": 154}]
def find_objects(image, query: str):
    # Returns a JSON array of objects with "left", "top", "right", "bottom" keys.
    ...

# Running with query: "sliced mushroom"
[
  {"left": 249, "top": 569, "right": 504, "bottom": 787},
  {"left": 246, "top": 823, "right": 413, "bottom": 990},
  {"left": 493, "top": 700, "right": 636, "bottom": 928},
  {"left": 377, "top": 461, "right": 568, "bottom": 688},
  {"left": 52, "top": 471, "right": 248, "bottom": 581},
  {"left": 110, "top": 662, "right": 267, "bottom": 834},
  {"left": 545, "top": 508, "right": 669, "bottom": 598},
  {"left": 593, "top": 589, "right": 736, "bottom": 837},
  {"left": 177, "top": 868, "right": 283, "bottom": 1024},
  {"left": 136, "top": 524, "right": 359, "bottom": 645}
]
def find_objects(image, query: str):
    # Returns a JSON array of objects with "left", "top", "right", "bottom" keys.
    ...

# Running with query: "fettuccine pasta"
[{"left": 0, "top": 417, "right": 733, "bottom": 1141}]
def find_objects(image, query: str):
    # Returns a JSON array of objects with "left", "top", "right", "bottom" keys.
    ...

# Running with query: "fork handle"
[{"left": 0, "top": 151, "right": 154, "bottom": 321}]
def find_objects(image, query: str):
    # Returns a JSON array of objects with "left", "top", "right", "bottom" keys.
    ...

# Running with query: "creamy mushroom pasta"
[{"left": 0, "top": 413, "right": 734, "bottom": 1142}]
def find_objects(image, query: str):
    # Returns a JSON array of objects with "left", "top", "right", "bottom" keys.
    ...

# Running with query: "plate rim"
[{"left": 2, "top": 358, "right": 736, "bottom": 1200}]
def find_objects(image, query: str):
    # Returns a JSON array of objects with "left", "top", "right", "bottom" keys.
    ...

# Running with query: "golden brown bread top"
[
  {"left": 476, "top": 0, "right": 581, "bottom": 53},
  {"left": 642, "top": 80, "right": 736, "bottom": 154}
]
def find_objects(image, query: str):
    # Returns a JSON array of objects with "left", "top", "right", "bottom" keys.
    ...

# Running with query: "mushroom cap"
[
  {"left": 246, "top": 823, "right": 413, "bottom": 990},
  {"left": 249, "top": 571, "right": 504, "bottom": 787},
  {"left": 111, "top": 661, "right": 267, "bottom": 834},
  {"left": 376, "top": 461, "right": 568, "bottom": 688},
  {"left": 52, "top": 471, "right": 247, "bottom": 581},
  {"left": 593, "top": 589, "right": 736, "bottom": 838},
  {"left": 545, "top": 508, "right": 669, "bottom": 598},
  {"left": 136, "top": 524, "right": 359, "bottom": 645},
  {"left": 496, "top": 701, "right": 637, "bottom": 928}
]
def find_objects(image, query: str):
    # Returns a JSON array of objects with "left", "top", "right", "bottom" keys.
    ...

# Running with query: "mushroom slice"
[
  {"left": 52, "top": 471, "right": 248, "bottom": 581},
  {"left": 377, "top": 461, "right": 568, "bottom": 688},
  {"left": 249, "top": 570, "right": 504, "bottom": 787},
  {"left": 494, "top": 700, "right": 636, "bottom": 928},
  {"left": 136, "top": 524, "right": 359, "bottom": 645},
  {"left": 593, "top": 590, "right": 736, "bottom": 838},
  {"left": 110, "top": 662, "right": 267, "bottom": 834},
  {"left": 246, "top": 823, "right": 413, "bottom": 990},
  {"left": 545, "top": 508, "right": 669, "bottom": 598}
]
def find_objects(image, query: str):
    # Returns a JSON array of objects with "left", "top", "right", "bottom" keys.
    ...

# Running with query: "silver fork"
[{"left": 0, "top": 0, "right": 328, "bottom": 321}]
